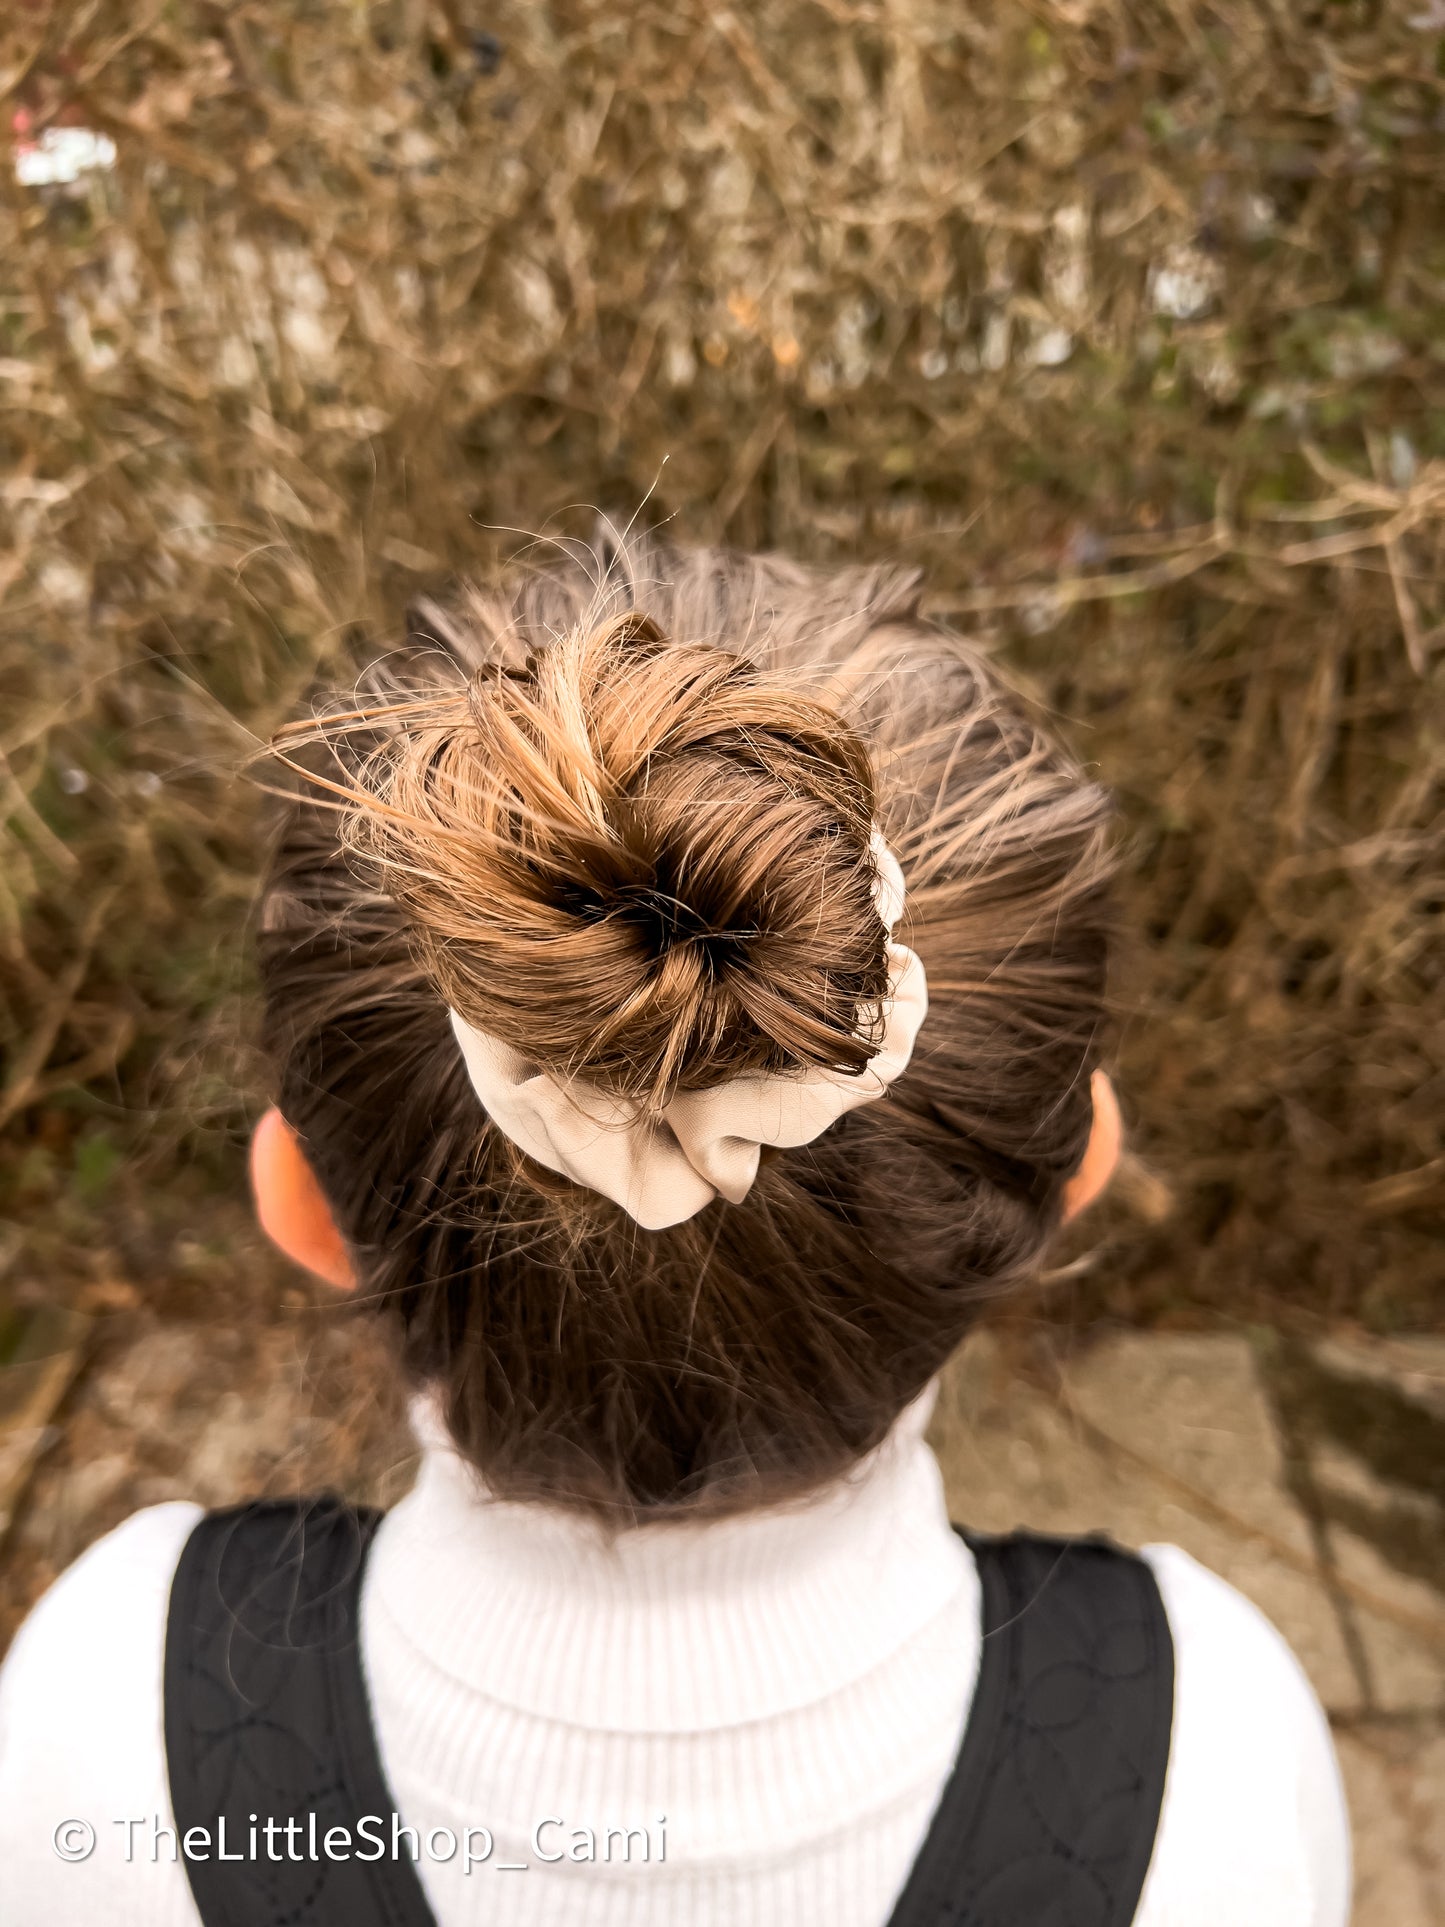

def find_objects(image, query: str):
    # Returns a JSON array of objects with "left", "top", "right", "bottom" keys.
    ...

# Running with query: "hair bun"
[{"left": 349, "top": 611, "right": 893, "bottom": 1099}]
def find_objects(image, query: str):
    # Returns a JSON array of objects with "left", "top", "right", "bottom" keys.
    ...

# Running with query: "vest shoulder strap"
[
  {"left": 166, "top": 1507, "right": 1172, "bottom": 1927},
  {"left": 883, "top": 1528, "right": 1175, "bottom": 1927},
  {"left": 164, "top": 1496, "right": 437, "bottom": 1927}
]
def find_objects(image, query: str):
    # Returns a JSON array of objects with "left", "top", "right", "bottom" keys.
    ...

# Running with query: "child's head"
[{"left": 257, "top": 537, "right": 1113, "bottom": 1522}]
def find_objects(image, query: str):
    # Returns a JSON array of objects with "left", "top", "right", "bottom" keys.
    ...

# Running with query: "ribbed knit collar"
[{"left": 367, "top": 1382, "right": 973, "bottom": 1734}]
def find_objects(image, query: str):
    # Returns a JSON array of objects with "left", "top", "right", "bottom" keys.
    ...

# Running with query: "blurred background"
[{"left": 0, "top": 1, "right": 1441, "bottom": 1910}]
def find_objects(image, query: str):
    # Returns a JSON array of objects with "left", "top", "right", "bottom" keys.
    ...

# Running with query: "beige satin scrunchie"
[{"left": 448, "top": 831, "right": 928, "bottom": 1230}]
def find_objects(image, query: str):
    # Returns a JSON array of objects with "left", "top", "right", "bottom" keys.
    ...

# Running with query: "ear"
[
  {"left": 1061, "top": 1069, "right": 1122, "bottom": 1224},
  {"left": 249, "top": 1107, "right": 357, "bottom": 1292}
]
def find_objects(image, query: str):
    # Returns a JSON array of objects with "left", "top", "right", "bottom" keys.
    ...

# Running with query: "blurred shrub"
[{"left": 0, "top": 0, "right": 1441, "bottom": 1324}]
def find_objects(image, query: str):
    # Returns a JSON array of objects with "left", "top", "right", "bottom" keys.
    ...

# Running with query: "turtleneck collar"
[{"left": 366, "top": 1382, "right": 974, "bottom": 1734}]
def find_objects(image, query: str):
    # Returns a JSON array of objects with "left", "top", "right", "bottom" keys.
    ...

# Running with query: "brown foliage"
[{"left": 0, "top": 1, "right": 1441, "bottom": 1327}]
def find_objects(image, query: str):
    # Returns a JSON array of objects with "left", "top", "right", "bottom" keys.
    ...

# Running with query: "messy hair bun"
[
  {"left": 351, "top": 609, "right": 891, "bottom": 1100},
  {"left": 260, "top": 535, "right": 1113, "bottom": 1522}
]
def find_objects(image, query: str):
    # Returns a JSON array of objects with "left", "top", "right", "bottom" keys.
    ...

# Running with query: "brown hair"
[{"left": 259, "top": 534, "right": 1113, "bottom": 1522}]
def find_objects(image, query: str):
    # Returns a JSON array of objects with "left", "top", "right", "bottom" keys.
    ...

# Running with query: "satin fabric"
[{"left": 448, "top": 832, "right": 928, "bottom": 1229}]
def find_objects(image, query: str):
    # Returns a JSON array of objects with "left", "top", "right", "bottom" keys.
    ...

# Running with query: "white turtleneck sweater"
[{"left": 0, "top": 1391, "right": 1349, "bottom": 1926}]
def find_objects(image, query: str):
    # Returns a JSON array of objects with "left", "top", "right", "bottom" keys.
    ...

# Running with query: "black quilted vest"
[{"left": 164, "top": 1499, "right": 1173, "bottom": 1927}]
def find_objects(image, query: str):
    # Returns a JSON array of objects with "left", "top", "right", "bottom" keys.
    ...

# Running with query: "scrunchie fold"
[{"left": 449, "top": 831, "right": 928, "bottom": 1230}]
